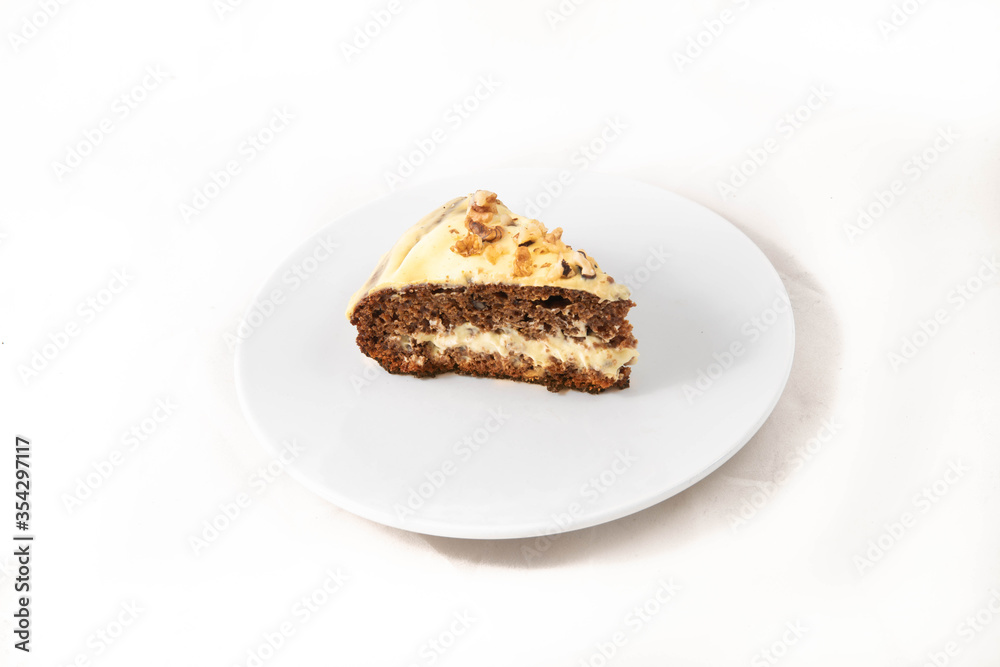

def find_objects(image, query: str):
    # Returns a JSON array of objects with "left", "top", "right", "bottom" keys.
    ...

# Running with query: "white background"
[{"left": 3, "top": 0, "right": 999, "bottom": 665}]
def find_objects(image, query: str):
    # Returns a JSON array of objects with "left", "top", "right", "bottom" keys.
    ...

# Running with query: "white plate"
[{"left": 235, "top": 170, "right": 794, "bottom": 539}]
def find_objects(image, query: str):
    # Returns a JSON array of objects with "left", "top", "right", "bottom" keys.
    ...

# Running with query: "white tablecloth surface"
[{"left": 3, "top": 0, "right": 999, "bottom": 665}]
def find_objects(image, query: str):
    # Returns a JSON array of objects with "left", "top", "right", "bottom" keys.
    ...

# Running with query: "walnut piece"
[
  {"left": 455, "top": 190, "right": 505, "bottom": 250},
  {"left": 546, "top": 261, "right": 567, "bottom": 281},
  {"left": 519, "top": 219, "right": 547, "bottom": 245},
  {"left": 467, "top": 191, "right": 504, "bottom": 242},
  {"left": 452, "top": 233, "right": 484, "bottom": 257},
  {"left": 468, "top": 190, "right": 498, "bottom": 225},
  {"left": 512, "top": 246, "right": 535, "bottom": 277},
  {"left": 571, "top": 249, "right": 597, "bottom": 279},
  {"left": 469, "top": 219, "right": 503, "bottom": 242}
]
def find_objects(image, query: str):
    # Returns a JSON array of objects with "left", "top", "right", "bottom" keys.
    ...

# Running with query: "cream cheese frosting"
[
  {"left": 400, "top": 325, "right": 638, "bottom": 379},
  {"left": 346, "top": 191, "right": 631, "bottom": 318}
]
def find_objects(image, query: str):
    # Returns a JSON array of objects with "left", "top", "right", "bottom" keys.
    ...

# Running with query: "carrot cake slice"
[{"left": 346, "top": 190, "right": 638, "bottom": 393}]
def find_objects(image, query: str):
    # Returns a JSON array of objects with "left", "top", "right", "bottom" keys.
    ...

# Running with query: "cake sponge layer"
[
  {"left": 351, "top": 284, "right": 637, "bottom": 348},
  {"left": 350, "top": 283, "right": 637, "bottom": 393}
]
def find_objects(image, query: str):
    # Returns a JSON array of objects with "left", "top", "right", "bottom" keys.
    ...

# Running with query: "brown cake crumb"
[{"left": 350, "top": 284, "right": 637, "bottom": 393}]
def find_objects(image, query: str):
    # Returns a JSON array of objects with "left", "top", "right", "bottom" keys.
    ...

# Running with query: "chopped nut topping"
[
  {"left": 512, "top": 246, "right": 534, "bottom": 277},
  {"left": 484, "top": 244, "right": 502, "bottom": 265},
  {"left": 446, "top": 192, "right": 615, "bottom": 287},
  {"left": 452, "top": 190, "right": 507, "bottom": 256},
  {"left": 519, "top": 219, "right": 547, "bottom": 245},
  {"left": 452, "top": 232, "right": 484, "bottom": 257},
  {"left": 468, "top": 190, "right": 498, "bottom": 224},
  {"left": 468, "top": 219, "right": 503, "bottom": 242},
  {"left": 546, "top": 261, "right": 565, "bottom": 280},
  {"left": 572, "top": 249, "right": 597, "bottom": 279},
  {"left": 462, "top": 190, "right": 504, "bottom": 244}
]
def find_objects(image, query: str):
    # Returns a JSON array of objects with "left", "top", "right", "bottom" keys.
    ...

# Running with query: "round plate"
[{"left": 235, "top": 169, "right": 794, "bottom": 539}]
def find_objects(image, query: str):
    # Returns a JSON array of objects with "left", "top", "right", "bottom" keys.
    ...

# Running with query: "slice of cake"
[{"left": 346, "top": 190, "right": 638, "bottom": 393}]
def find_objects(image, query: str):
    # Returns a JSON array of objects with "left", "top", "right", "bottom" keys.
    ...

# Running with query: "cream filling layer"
[{"left": 405, "top": 324, "right": 638, "bottom": 378}]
